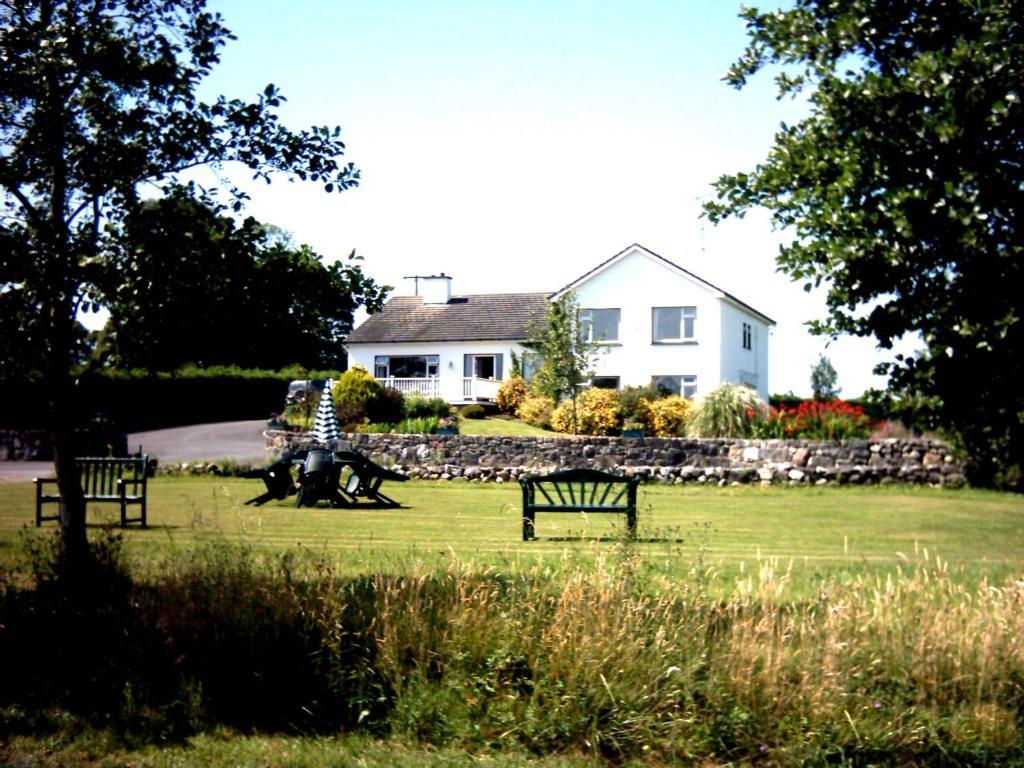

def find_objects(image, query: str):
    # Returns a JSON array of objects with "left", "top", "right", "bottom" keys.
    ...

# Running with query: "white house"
[{"left": 344, "top": 244, "right": 775, "bottom": 403}]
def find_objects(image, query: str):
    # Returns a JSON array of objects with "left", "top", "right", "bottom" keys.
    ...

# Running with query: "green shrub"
[
  {"left": 641, "top": 395, "right": 691, "bottom": 437},
  {"left": 367, "top": 387, "right": 405, "bottom": 425},
  {"left": 404, "top": 396, "right": 450, "bottom": 419},
  {"left": 618, "top": 384, "right": 663, "bottom": 423},
  {"left": 333, "top": 366, "right": 383, "bottom": 408},
  {"left": 516, "top": 394, "right": 555, "bottom": 429},
  {"left": 459, "top": 403, "right": 487, "bottom": 419},
  {"left": 551, "top": 388, "right": 620, "bottom": 435},
  {"left": 686, "top": 382, "right": 767, "bottom": 438},
  {"left": 496, "top": 376, "right": 529, "bottom": 414},
  {"left": 358, "top": 416, "right": 440, "bottom": 434}
]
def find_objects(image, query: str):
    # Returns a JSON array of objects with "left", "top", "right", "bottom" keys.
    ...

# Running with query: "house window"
[
  {"left": 652, "top": 307, "right": 696, "bottom": 342},
  {"left": 652, "top": 375, "right": 697, "bottom": 399},
  {"left": 742, "top": 322, "right": 752, "bottom": 350},
  {"left": 521, "top": 352, "right": 541, "bottom": 381},
  {"left": 580, "top": 308, "right": 620, "bottom": 342},
  {"left": 374, "top": 355, "right": 439, "bottom": 378},
  {"left": 590, "top": 376, "right": 620, "bottom": 390}
]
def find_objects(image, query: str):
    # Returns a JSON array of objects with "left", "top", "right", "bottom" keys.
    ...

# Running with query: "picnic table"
[{"left": 243, "top": 448, "right": 408, "bottom": 508}]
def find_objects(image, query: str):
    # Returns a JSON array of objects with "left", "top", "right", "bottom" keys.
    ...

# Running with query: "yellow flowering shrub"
[
  {"left": 550, "top": 388, "right": 621, "bottom": 435},
  {"left": 496, "top": 376, "right": 529, "bottom": 414},
  {"left": 641, "top": 395, "right": 690, "bottom": 437},
  {"left": 516, "top": 394, "right": 555, "bottom": 429}
]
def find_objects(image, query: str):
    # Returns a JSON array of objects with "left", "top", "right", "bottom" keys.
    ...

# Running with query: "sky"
[{"left": 191, "top": 0, "right": 920, "bottom": 397}]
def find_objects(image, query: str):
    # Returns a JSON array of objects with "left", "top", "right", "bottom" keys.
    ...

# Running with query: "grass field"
[
  {"left": 457, "top": 415, "right": 555, "bottom": 436},
  {"left": 2, "top": 478, "right": 1021, "bottom": 586}
]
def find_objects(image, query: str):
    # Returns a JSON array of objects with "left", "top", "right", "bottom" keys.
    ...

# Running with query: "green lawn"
[
  {"left": 457, "top": 415, "right": 555, "bottom": 436},
  {"left": 2, "top": 477, "right": 1021, "bottom": 585}
]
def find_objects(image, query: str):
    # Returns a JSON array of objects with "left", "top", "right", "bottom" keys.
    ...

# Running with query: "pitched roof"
[
  {"left": 345, "top": 293, "right": 551, "bottom": 344},
  {"left": 551, "top": 243, "right": 776, "bottom": 326}
]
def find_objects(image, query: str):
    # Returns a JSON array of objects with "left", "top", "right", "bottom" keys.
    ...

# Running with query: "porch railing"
[
  {"left": 376, "top": 377, "right": 440, "bottom": 398},
  {"left": 462, "top": 377, "right": 501, "bottom": 401}
]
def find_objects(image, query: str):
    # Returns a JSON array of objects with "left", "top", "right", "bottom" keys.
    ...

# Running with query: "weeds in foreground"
[{"left": 1, "top": 533, "right": 1021, "bottom": 765}]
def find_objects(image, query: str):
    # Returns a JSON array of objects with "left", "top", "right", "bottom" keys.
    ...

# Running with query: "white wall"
[
  {"left": 346, "top": 341, "right": 519, "bottom": 402},
  {"left": 571, "top": 248, "right": 722, "bottom": 396},
  {"left": 718, "top": 300, "right": 772, "bottom": 401}
]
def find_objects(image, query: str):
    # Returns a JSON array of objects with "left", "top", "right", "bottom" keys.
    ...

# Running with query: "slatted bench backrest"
[
  {"left": 78, "top": 457, "right": 146, "bottom": 497},
  {"left": 521, "top": 468, "right": 639, "bottom": 511}
]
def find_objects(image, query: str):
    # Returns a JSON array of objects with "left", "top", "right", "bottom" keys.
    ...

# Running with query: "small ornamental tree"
[
  {"left": 810, "top": 355, "right": 841, "bottom": 401},
  {"left": 522, "top": 293, "right": 599, "bottom": 435},
  {"left": 0, "top": 0, "right": 363, "bottom": 558}
]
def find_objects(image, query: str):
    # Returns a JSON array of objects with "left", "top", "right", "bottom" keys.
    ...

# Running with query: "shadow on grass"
[{"left": 541, "top": 535, "right": 685, "bottom": 543}]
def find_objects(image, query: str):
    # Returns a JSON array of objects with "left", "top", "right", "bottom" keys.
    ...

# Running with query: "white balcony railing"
[
  {"left": 376, "top": 377, "right": 440, "bottom": 398},
  {"left": 462, "top": 377, "right": 500, "bottom": 401}
]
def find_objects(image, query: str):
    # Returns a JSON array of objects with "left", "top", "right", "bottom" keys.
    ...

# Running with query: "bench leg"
[
  {"left": 35, "top": 481, "right": 42, "bottom": 527},
  {"left": 627, "top": 508, "right": 637, "bottom": 539},
  {"left": 523, "top": 510, "right": 535, "bottom": 541}
]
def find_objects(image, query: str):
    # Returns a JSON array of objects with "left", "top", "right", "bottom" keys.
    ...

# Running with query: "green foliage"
[
  {"left": 706, "top": 0, "right": 1023, "bottom": 487},
  {"left": 404, "top": 397, "right": 451, "bottom": 419},
  {"left": 459, "top": 404, "right": 487, "bottom": 420},
  {"left": 686, "top": 382, "right": 767, "bottom": 438},
  {"left": 358, "top": 417, "right": 440, "bottom": 435},
  {"left": 810, "top": 354, "right": 840, "bottom": 401},
  {"left": 99, "top": 190, "right": 387, "bottom": 371},
  {"left": 0, "top": 0, "right": 366, "bottom": 547},
  {"left": 5, "top": 528, "right": 1023, "bottom": 765},
  {"left": 523, "top": 293, "right": 598, "bottom": 413},
  {"left": 516, "top": 395, "right": 555, "bottom": 430},
  {"left": 333, "top": 367, "right": 383, "bottom": 408},
  {"left": 618, "top": 385, "right": 663, "bottom": 423},
  {"left": 640, "top": 395, "right": 691, "bottom": 437},
  {"left": 495, "top": 376, "right": 530, "bottom": 415},
  {"left": 550, "top": 388, "right": 620, "bottom": 436}
]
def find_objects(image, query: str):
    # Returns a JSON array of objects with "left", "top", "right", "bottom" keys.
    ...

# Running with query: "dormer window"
[
  {"left": 652, "top": 306, "right": 696, "bottom": 342},
  {"left": 580, "top": 308, "right": 620, "bottom": 342}
]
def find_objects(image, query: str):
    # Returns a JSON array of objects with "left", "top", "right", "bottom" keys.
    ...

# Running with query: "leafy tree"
[
  {"left": 99, "top": 189, "right": 386, "bottom": 371},
  {"left": 523, "top": 293, "right": 598, "bottom": 434},
  {"left": 810, "top": 354, "right": 840, "bottom": 401},
  {"left": 706, "top": 0, "right": 1023, "bottom": 487},
  {"left": 0, "top": 0, "right": 362, "bottom": 558}
]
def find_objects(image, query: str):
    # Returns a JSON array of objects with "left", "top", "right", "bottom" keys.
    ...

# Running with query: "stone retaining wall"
[{"left": 265, "top": 430, "right": 965, "bottom": 487}]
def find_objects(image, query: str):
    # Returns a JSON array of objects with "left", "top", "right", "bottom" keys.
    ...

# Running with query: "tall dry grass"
[
  {"left": 2, "top": 534, "right": 1021, "bottom": 764},
  {"left": 371, "top": 549, "right": 1024, "bottom": 763}
]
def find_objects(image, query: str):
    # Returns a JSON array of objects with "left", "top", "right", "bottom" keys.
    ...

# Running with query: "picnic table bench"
[
  {"left": 519, "top": 467, "right": 640, "bottom": 541},
  {"left": 35, "top": 455, "right": 149, "bottom": 528}
]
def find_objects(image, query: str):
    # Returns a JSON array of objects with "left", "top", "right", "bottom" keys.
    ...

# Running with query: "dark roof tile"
[{"left": 345, "top": 293, "right": 550, "bottom": 344}]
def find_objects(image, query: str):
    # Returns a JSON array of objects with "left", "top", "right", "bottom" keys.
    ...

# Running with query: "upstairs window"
[
  {"left": 652, "top": 307, "right": 696, "bottom": 342},
  {"left": 580, "top": 308, "right": 620, "bottom": 342},
  {"left": 742, "top": 322, "right": 752, "bottom": 350}
]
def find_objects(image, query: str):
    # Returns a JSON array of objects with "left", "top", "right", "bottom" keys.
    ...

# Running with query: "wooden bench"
[
  {"left": 35, "top": 456, "right": 149, "bottom": 528},
  {"left": 519, "top": 467, "right": 640, "bottom": 541}
]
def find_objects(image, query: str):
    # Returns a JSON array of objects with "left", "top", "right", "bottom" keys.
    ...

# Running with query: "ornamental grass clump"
[{"left": 686, "top": 382, "right": 767, "bottom": 438}]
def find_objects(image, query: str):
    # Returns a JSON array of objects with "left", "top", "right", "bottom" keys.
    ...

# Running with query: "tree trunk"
[{"left": 47, "top": 315, "right": 88, "bottom": 562}]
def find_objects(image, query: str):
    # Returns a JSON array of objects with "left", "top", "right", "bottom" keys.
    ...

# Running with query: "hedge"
[{"left": 0, "top": 367, "right": 339, "bottom": 431}]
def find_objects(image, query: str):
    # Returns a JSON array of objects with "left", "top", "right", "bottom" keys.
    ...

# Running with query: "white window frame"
[
  {"left": 652, "top": 306, "right": 697, "bottom": 343},
  {"left": 652, "top": 374, "right": 698, "bottom": 399},
  {"left": 374, "top": 354, "right": 439, "bottom": 379},
  {"left": 580, "top": 308, "right": 620, "bottom": 343}
]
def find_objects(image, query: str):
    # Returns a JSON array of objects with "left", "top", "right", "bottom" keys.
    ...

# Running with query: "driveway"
[{"left": 0, "top": 420, "right": 269, "bottom": 482}]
